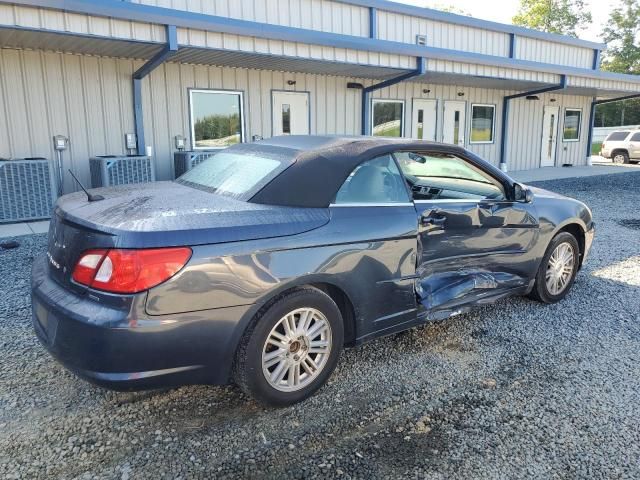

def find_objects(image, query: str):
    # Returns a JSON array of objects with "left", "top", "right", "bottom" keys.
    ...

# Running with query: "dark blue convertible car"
[{"left": 32, "top": 136, "right": 594, "bottom": 406}]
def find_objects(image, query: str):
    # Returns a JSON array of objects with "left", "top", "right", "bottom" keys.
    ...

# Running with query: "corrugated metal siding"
[
  {"left": 0, "top": 48, "right": 136, "bottom": 193},
  {"left": 426, "top": 59, "right": 558, "bottom": 85},
  {"left": 142, "top": 63, "right": 365, "bottom": 179},
  {"left": 377, "top": 11, "right": 509, "bottom": 57},
  {"left": 0, "top": 47, "right": 592, "bottom": 198},
  {"left": 568, "top": 75, "right": 639, "bottom": 96},
  {"left": 132, "top": 0, "right": 370, "bottom": 36},
  {"left": 175, "top": 27, "right": 415, "bottom": 70},
  {"left": 516, "top": 37, "right": 593, "bottom": 69},
  {"left": 0, "top": 4, "right": 167, "bottom": 42},
  {"left": 506, "top": 93, "right": 591, "bottom": 170},
  {"left": 368, "top": 80, "right": 506, "bottom": 163}
]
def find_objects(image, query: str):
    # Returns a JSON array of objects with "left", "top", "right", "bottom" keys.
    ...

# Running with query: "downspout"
[
  {"left": 586, "top": 92, "right": 640, "bottom": 160},
  {"left": 361, "top": 57, "right": 426, "bottom": 135},
  {"left": 499, "top": 75, "right": 566, "bottom": 172},
  {"left": 132, "top": 24, "right": 179, "bottom": 155}
]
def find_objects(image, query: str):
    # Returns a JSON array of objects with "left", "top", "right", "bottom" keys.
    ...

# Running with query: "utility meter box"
[{"left": 124, "top": 133, "right": 137, "bottom": 151}]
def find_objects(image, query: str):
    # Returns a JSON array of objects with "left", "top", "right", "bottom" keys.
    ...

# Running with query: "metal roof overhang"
[
  {"left": 0, "top": 25, "right": 164, "bottom": 59},
  {"left": 0, "top": 26, "right": 409, "bottom": 80},
  {"left": 5, "top": 0, "right": 640, "bottom": 90},
  {"left": 1, "top": 25, "right": 639, "bottom": 100}
]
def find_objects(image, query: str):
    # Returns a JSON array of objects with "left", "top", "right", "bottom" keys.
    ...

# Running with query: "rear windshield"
[
  {"left": 177, "top": 151, "right": 289, "bottom": 200},
  {"left": 606, "top": 131, "right": 631, "bottom": 141}
]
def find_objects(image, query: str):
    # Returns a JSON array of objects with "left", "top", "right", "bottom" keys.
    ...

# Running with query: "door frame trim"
[
  {"left": 442, "top": 99, "right": 467, "bottom": 145},
  {"left": 411, "top": 98, "right": 438, "bottom": 141},
  {"left": 540, "top": 104, "right": 560, "bottom": 167},
  {"left": 270, "top": 89, "right": 311, "bottom": 137}
]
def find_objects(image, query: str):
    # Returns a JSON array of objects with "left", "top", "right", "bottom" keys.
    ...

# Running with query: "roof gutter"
[
  {"left": 499, "top": 75, "right": 567, "bottom": 172},
  {"left": 361, "top": 57, "right": 426, "bottom": 135},
  {"left": 131, "top": 24, "right": 178, "bottom": 156},
  {"left": 586, "top": 92, "right": 640, "bottom": 160}
]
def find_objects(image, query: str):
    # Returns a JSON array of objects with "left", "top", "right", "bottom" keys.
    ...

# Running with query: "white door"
[
  {"left": 442, "top": 100, "right": 466, "bottom": 146},
  {"left": 412, "top": 99, "right": 437, "bottom": 141},
  {"left": 540, "top": 106, "right": 559, "bottom": 167},
  {"left": 272, "top": 91, "right": 309, "bottom": 136}
]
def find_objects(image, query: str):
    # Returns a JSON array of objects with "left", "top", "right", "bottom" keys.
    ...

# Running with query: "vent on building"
[
  {"left": 173, "top": 151, "right": 217, "bottom": 179},
  {"left": 0, "top": 158, "right": 53, "bottom": 223},
  {"left": 416, "top": 34, "right": 427, "bottom": 46},
  {"left": 89, "top": 155, "right": 155, "bottom": 188}
]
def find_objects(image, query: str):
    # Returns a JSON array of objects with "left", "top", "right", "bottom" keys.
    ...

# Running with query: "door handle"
[{"left": 421, "top": 210, "right": 447, "bottom": 227}]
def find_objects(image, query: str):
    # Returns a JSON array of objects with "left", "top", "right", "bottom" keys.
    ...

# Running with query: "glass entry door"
[
  {"left": 442, "top": 100, "right": 466, "bottom": 146},
  {"left": 272, "top": 91, "right": 310, "bottom": 136}
]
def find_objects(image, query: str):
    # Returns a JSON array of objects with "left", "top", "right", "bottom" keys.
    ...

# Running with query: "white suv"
[{"left": 600, "top": 130, "right": 640, "bottom": 164}]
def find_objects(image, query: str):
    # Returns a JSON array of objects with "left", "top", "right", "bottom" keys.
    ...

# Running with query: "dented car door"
[{"left": 414, "top": 198, "right": 539, "bottom": 312}]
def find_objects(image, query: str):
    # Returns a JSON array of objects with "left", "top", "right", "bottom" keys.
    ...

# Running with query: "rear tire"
[
  {"left": 612, "top": 151, "right": 630, "bottom": 164},
  {"left": 529, "top": 232, "right": 580, "bottom": 304},
  {"left": 234, "top": 287, "right": 344, "bottom": 407}
]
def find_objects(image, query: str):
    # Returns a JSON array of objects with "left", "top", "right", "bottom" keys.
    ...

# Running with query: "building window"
[
  {"left": 563, "top": 109, "right": 582, "bottom": 142},
  {"left": 189, "top": 89, "right": 244, "bottom": 149},
  {"left": 372, "top": 100, "right": 404, "bottom": 137},
  {"left": 470, "top": 104, "right": 495, "bottom": 144}
]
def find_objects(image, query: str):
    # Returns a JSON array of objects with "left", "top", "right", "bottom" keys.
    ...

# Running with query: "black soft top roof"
[{"left": 227, "top": 136, "right": 505, "bottom": 208}]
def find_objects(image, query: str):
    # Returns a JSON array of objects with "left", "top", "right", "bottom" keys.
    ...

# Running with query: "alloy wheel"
[
  {"left": 261, "top": 308, "right": 332, "bottom": 392},
  {"left": 545, "top": 242, "right": 575, "bottom": 295},
  {"left": 613, "top": 154, "right": 625, "bottom": 164}
]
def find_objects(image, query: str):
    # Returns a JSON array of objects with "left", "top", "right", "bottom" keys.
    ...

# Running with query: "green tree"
[
  {"left": 601, "top": 0, "right": 640, "bottom": 74},
  {"left": 595, "top": 0, "right": 640, "bottom": 127},
  {"left": 512, "top": 0, "right": 592, "bottom": 37}
]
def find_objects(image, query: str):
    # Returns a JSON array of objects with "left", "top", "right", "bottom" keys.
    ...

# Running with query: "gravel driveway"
[{"left": 1, "top": 172, "right": 639, "bottom": 479}]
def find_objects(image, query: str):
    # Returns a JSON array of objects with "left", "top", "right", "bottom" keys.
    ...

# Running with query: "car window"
[
  {"left": 606, "top": 131, "right": 631, "bottom": 141},
  {"left": 630, "top": 133, "right": 640, "bottom": 142},
  {"left": 334, "top": 155, "right": 410, "bottom": 204},
  {"left": 177, "top": 151, "right": 287, "bottom": 200},
  {"left": 394, "top": 151, "right": 505, "bottom": 201}
]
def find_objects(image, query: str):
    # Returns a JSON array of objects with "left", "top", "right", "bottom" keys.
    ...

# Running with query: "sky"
[{"left": 396, "top": 0, "right": 621, "bottom": 43}]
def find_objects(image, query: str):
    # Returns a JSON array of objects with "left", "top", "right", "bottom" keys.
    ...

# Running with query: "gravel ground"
[{"left": 1, "top": 172, "right": 640, "bottom": 479}]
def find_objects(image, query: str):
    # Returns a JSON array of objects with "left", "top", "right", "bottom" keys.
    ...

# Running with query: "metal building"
[{"left": 1, "top": 0, "right": 639, "bottom": 197}]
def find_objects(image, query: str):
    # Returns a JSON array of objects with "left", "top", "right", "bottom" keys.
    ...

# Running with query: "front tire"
[
  {"left": 529, "top": 232, "right": 580, "bottom": 304},
  {"left": 234, "top": 287, "right": 344, "bottom": 407},
  {"left": 612, "top": 151, "right": 630, "bottom": 164}
]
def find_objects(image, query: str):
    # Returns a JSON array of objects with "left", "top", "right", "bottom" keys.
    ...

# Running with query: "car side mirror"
[{"left": 514, "top": 183, "right": 533, "bottom": 203}]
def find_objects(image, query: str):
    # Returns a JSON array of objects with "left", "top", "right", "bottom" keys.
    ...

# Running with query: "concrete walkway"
[
  {"left": 0, "top": 220, "right": 49, "bottom": 239},
  {"left": 510, "top": 160, "right": 639, "bottom": 183}
]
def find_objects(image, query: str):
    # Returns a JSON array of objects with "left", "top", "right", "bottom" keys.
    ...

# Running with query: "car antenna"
[{"left": 68, "top": 169, "right": 104, "bottom": 202}]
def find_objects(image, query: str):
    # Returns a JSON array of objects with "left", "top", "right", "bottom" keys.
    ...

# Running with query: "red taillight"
[{"left": 72, "top": 248, "right": 192, "bottom": 294}]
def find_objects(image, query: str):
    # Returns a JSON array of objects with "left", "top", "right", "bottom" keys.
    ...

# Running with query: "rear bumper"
[{"left": 31, "top": 255, "right": 252, "bottom": 391}]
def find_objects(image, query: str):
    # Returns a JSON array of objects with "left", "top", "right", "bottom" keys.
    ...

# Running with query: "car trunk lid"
[{"left": 48, "top": 181, "right": 329, "bottom": 291}]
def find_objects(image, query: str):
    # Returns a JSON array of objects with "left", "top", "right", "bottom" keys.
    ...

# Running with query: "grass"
[
  {"left": 471, "top": 128, "right": 492, "bottom": 142},
  {"left": 591, "top": 141, "right": 602, "bottom": 155},
  {"left": 373, "top": 125, "right": 401, "bottom": 137}
]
